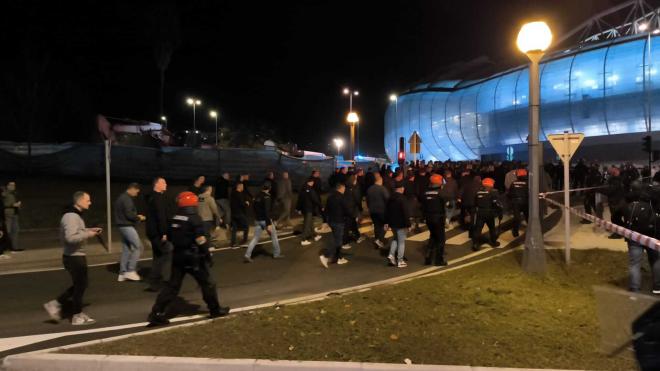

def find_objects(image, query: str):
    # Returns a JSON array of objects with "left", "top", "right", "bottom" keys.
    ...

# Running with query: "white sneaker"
[
  {"left": 341, "top": 244, "right": 352, "bottom": 250},
  {"left": 43, "top": 300, "right": 62, "bottom": 321},
  {"left": 71, "top": 312, "right": 96, "bottom": 326},
  {"left": 319, "top": 255, "right": 329, "bottom": 268},
  {"left": 313, "top": 235, "right": 322, "bottom": 242},
  {"left": 301, "top": 240, "right": 312, "bottom": 246},
  {"left": 356, "top": 236, "right": 366, "bottom": 243},
  {"left": 375, "top": 240, "right": 384, "bottom": 248},
  {"left": 397, "top": 261, "right": 408, "bottom": 268},
  {"left": 117, "top": 274, "right": 126, "bottom": 282},
  {"left": 388, "top": 254, "right": 396, "bottom": 266},
  {"left": 653, "top": 289, "right": 660, "bottom": 295},
  {"left": 122, "top": 271, "right": 141, "bottom": 281},
  {"left": 337, "top": 257, "right": 349, "bottom": 265}
]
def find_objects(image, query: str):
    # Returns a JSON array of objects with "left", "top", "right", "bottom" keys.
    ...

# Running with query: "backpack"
[{"left": 625, "top": 201, "right": 657, "bottom": 237}]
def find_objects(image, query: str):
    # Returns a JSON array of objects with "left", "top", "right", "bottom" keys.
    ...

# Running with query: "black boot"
[
  {"left": 147, "top": 312, "right": 170, "bottom": 327},
  {"left": 209, "top": 306, "right": 231, "bottom": 318}
]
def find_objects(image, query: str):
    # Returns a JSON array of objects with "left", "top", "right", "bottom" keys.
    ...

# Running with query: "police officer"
[
  {"left": 147, "top": 192, "right": 229, "bottom": 327},
  {"left": 421, "top": 174, "right": 448, "bottom": 266},
  {"left": 472, "top": 178, "right": 503, "bottom": 251},
  {"left": 508, "top": 169, "right": 528, "bottom": 237},
  {"left": 581, "top": 163, "right": 604, "bottom": 223}
]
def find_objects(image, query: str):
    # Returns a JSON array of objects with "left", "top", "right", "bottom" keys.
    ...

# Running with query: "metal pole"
[
  {"left": 522, "top": 51, "right": 546, "bottom": 273},
  {"left": 104, "top": 140, "right": 112, "bottom": 253},
  {"left": 350, "top": 123, "right": 355, "bottom": 162},
  {"left": 215, "top": 117, "right": 218, "bottom": 147},
  {"left": 193, "top": 103, "right": 196, "bottom": 132},
  {"left": 563, "top": 131, "right": 571, "bottom": 265}
]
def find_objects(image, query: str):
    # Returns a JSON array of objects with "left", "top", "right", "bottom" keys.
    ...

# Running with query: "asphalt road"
[{"left": 0, "top": 215, "right": 542, "bottom": 358}]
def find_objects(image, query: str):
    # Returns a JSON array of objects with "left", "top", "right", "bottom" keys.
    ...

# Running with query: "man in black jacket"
[
  {"left": 146, "top": 177, "right": 173, "bottom": 292},
  {"left": 244, "top": 183, "right": 283, "bottom": 262},
  {"left": 472, "top": 178, "right": 503, "bottom": 251},
  {"left": 320, "top": 182, "right": 352, "bottom": 268},
  {"left": 385, "top": 180, "right": 411, "bottom": 268},
  {"left": 422, "top": 174, "right": 448, "bottom": 266},
  {"left": 604, "top": 167, "right": 626, "bottom": 239},
  {"left": 230, "top": 182, "right": 250, "bottom": 247},
  {"left": 215, "top": 172, "right": 232, "bottom": 228},
  {"left": 114, "top": 183, "right": 146, "bottom": 282},
  {"left": 297, "top": 177, "right": 323, "bottom": 246}
]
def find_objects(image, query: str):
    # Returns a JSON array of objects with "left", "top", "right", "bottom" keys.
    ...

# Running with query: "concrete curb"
[{"left": 1, "top": 353, "right": 579, "bottom": 371}]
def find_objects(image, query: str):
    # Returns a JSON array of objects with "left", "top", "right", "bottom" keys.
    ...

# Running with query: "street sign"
[
  {"left": 548, "top": 132, "right": 584, "bottom": 161},
  {"left": 548, "top": 131, "right": 584, "bottom": 266},
  {"left": 408, "top": 131, "right": 422, "bottom": 154}
]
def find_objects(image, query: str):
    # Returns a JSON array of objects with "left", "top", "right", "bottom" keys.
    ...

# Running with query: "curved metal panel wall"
[{"left": 384, "top": 35, "right": 660, "bottom": 161}]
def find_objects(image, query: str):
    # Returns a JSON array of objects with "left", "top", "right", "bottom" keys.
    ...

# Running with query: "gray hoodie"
[{"left": 60, "top": 208, "right": 95, "bottom": 256}]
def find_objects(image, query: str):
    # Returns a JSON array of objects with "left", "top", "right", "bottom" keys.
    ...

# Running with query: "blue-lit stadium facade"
[{"left": 384, "top": 34, "right": 660, "bottom": 162}]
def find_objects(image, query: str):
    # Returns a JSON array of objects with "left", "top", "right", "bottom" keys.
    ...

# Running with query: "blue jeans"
[
  {"left": 628, "top": 241, "right": 660, "bottom": 291},
  {"left": 119, "top": 226, "right": 143, "bottom": 274},
  {"left": 325, "top": 222, "right": 345, "bottom": 261},
  {"left": 245, "top": 220, "right": 281, "bottom": 258},
  {"left": 389, "top": 228, "right": 407, "bottom": 263}
]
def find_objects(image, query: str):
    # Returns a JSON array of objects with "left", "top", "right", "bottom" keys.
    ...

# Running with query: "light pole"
[
  {"left": 343, "top": 88, "right": 360, "bottom": 158},
  {"left": 186, "top": 97, "right": 202, "bottom": 132},
  {"left": 160, "top": 116, "right": 167, "bottom": 129},
  {"left": 333, "top": 138, "right": 344, "bottom": 157},
  {"left": 346, "top": 111, "right": 359, "bottom": 162},
  {"left": 517, "top": 21, "right": 552, "bottom": 274},
  {"left": 210, "top": 110, "right": 219, "bottom": 147},
  {"left": 389, "top": 94, "right": 398, "bottom": 162}
]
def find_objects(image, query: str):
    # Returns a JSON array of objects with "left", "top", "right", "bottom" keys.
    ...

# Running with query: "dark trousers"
[
  {"left": 370, "top": 212, "right": 385, "bottom": 242},
  {"left": 325, "top": 222, "right": 344, "bottom": 262},
  {"left": 230, "top": 215, "right": 249, "bottom": 246},
  {"left": 57, "top": 255, "right": 88, "bottom": 315},
  {"left": 460, "top": 205, "right": 475, "bottom": 230},
  {"left": 343, "top": 216, "right": 359, "bottom": 244},
  {"left": 472, "top": 213, "right": 498, "bottom": 245},
  {"left": 610, "top": 202, "right": 625, "bottom": 227},
  {"left": 148, "top": 237, "right": 173, "bottom": 288},
  {"left": 511, "top": 201, "right": 528, "bottom": 234},
  {"left": 151, "top": 257, "right": 220, "bottom": 315},
  {"left": 426, "top": 219, "right": 446, "bottom": 264},
  {"left": 301, "top": 212, "right": 315, "bottom": 241}
]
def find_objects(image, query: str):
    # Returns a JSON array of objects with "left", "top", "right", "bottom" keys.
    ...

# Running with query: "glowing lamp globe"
[
  {"left": 347, "top": 112, "right": 359, "bottom": 124},
  {"left": 516, "top": 21, "right": 552, "bottom": 54}
]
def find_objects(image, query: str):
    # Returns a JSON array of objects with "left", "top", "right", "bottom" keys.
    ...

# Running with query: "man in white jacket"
[{"left": 43, "top": 191, "right": 102, "bottom": 325}]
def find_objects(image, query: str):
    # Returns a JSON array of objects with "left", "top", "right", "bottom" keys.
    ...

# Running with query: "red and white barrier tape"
[
  {"left": 539, "top": 185, "right": 606, "bottom": 197},
  {"left": 539, "top": 194, "right": 660, "bottom": 252}
]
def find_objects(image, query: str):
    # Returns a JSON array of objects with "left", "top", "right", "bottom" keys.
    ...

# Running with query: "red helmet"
[
  {"left": 516, "top": 169, "right": 528, "bottom": 177},
  {"left": 430, "top": 174, "right": 443, "bottom": 185},
  {"left": 482, "top": 178, "right": 495, "bottom": 188},
  {"left": 177, "top": 191, "right": 199, "bottom": 208}
]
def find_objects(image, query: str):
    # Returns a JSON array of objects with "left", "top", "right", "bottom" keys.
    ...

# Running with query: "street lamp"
[
  {"left": 186, "top": 97, "right": 202, "bottom": 131},
  {"left": 517, "top": 21, "right": 552, "bottom": 274},
  {"left": 209, "top": 110, "right": 219, "bottom": 147},
  {"left": 343, "top": 87, "right": 360, "bottom": 157},
  {"left": 160, "top": 116, "right": 167, "bottom": 129},
  {"left": 346, "top": 111, "right": 359, "bottom": 162},
  {"left": 333, "top": 138, "right": 344, "bottom": 156}
]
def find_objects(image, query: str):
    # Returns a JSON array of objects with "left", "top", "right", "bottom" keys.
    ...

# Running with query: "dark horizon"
[{"left": 1, "top": 0, "right": 623, "bottom": 157}]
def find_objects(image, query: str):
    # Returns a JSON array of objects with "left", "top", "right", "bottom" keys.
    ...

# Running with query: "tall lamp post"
[
  {"left": 346, "top": 112, "right": 360, "bottom": 162},
  {"left": 209, "top": 110, "right": 219, "bottom": 146},
  {"left": 389, "top": 94, "right": 398, "bottom": 163},
  {"left": 517, "top": 21, "right": 552, "bottom": 273},
  {"left": 333, "top": 138, "right": 344, "bottom": 168},
  {"left": 186, "top": 97, "right": 202, "bottom": 132},
  {"left": 343, "top": 88, "right": 360, "bottom": 157}
]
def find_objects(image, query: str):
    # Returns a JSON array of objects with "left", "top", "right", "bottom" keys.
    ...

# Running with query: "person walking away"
[
  {"left": 472, "top": 178, "right": 503, "bottom": 251},
  {"left": 115, "top": 183, "right": 146, "bottom": 282},
  {"left": 581, "top": 164, "right": 604, "bottom": 223},
  {"left": 146, "top": 177, "right": 173, "bottom": 292},
  {"left": 244, "top": 183, "right": 284, "bottom": 262},
  {"left": 366, "top": 173, "right": 389, "bottom": 249},
  {"left": 297, "top": 177, "right": 323, "bottom": 246},
  {"left": 459, "top": 172, "right": 480, "bottom": 231},
  {"left": 230, "top": 182, "right": 250, "bottom": 248},
  {"left": 43, "top": 191, "right": 102, "bottom": 325},
  {"left": 275, "top": 172, "right": 293, "bottom": 229},
  {"left": 622, "top": 183, "right": 660, "bottom": 295},
  {"left": 603, "top": 167, "right": 626, "bottom": 239},
  {"left": 319, "top": 182, "right": 352, "bottom": 268},
  {"left": 2, "top": 181, "right": 22, "bottom": 251},
  {"left": 188, "top": 175, "right": 206, "bottom": 195},
  {"left": 507, "top": 169, "right": 529, "bottom": 237},
  {"left": 215, "top": 172, "right": 232, "bottom": 228},
  {"left": 147, "top": 192, "right": 230, "bottom": 326},
  {"left": 443, "top": 170, "right": 459, "bottom": 227},
  {"left": 422, "top": 174, "right": 448, "bottom": 266},
  {"left": 385, "top": 181, "right": 411, "bottom": 268},
  {"left": 405, "top": 172, "right": 422, "bottom": 233},
  {"left": 198, "top": 186, "right": 223, "bottom": 247},
  {"left": 342, "top": 175, "right": 363, "bottom": 249}
]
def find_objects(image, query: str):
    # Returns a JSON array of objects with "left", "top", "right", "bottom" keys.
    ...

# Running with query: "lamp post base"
[{"left": 522, "top": 217, "right": 546, "bottom": 273}]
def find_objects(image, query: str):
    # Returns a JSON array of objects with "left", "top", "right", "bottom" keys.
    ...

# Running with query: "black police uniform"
[
  {"left": 472, "top": 187, "right": 503, "bottom": 250},
  {"left": 508, "top": 178, "right": 528, "bottom": 237},
  {"left": 422, "top": 185, "right": 448, "bottom": 266},
  {"left": 148, "top": 207, "right": 228, "bottom": 326}
]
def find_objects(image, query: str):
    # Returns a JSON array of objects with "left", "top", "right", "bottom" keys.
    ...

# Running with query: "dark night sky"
[{"left": 1, "top": 0, "right": 626, "bottom": 156}]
